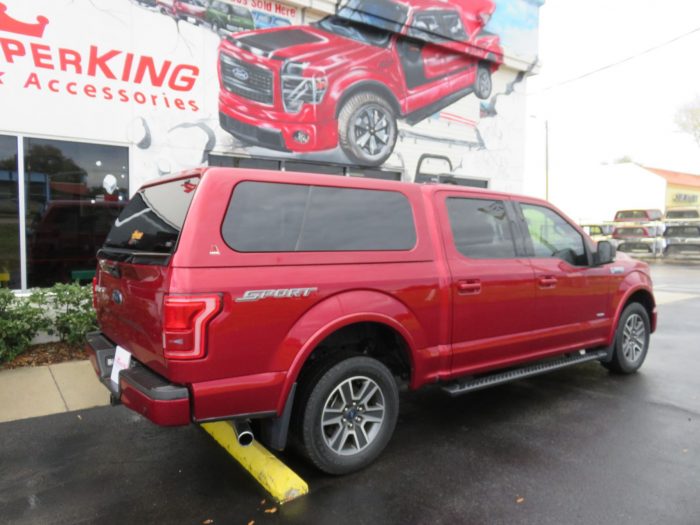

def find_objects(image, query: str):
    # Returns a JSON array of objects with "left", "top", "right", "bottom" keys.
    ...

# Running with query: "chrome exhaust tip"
[{"left": 233, "top": 419, "right": 254, "bottom": 447}]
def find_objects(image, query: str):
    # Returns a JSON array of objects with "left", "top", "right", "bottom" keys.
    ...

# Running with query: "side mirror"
[{"left": 594, "top": 240, "right": 615, "bottom": 266}]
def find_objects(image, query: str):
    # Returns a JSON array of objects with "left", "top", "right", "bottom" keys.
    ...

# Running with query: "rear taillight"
[
  {"left": 163, "top": 294, "right": 222, "bottom": 360},
  {"left": 92, "top": 277, "right": 98, "bottom": 310}
]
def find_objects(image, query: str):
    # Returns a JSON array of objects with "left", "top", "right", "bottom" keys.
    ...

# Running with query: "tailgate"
[
  {"left": 95, "top": 260, "right": 170, "bottom": 374},
  {"left": 95, "top": 175, "right": 200, "bottom": 376}
]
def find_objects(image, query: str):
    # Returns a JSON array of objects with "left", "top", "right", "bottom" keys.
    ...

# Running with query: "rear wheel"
[
  {"left": 602, "top": 303, "right": 650, "bottom": 374},
  {"left": 474, "top": 64, "right": 493, "bottom": 100},
  {"left": 295, "top": 355, "right": 399, "bottom": 475}
]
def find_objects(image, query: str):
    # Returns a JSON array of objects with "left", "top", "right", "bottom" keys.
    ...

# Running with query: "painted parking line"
[
  {"left": 653, "top": 291, "right": 700, "bottom": 306},
  {"left": 201, "top": 421, "right": 308, "bottom": 504}
]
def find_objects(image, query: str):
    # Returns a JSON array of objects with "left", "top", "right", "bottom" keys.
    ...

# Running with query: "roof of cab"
[{"left": 139, "top": 167, "right": 550, "bottom": 208}]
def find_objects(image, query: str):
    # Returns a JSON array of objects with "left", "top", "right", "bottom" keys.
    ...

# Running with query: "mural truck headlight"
[{"left": 281, "top": 61, "right": 328, "bottom": 114}]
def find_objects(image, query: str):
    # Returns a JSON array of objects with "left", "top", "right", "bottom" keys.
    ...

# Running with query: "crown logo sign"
[{"left": 0, "top": 3, "right": 49, "bottom": 38}]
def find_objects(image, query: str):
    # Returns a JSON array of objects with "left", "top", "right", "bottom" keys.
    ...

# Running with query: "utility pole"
[{"left": 545, "top": 120, "right": 549, "bottom": 201}]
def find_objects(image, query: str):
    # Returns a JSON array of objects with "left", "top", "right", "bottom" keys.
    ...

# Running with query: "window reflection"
[
  {"left": 0, "top": 136, "right": 20, "bottom": 289},
  {"left": 24, "top": 138, "right": 129, "bottom": 287}
]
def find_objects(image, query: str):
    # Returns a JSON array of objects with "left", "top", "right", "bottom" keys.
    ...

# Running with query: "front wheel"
[
  {"left": 338, "top": 92, "right": 398, "bottom": 167},
  {"left": 296, "top": 356, "right": 399, "bottom": 475},
  {"left": 602, "top": 303, "right": 650, "bottom": 374}
]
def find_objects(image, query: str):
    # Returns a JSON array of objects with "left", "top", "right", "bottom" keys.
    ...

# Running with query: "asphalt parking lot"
[{"left": 1, "top": 262, "right": 699, "bottom": 525}]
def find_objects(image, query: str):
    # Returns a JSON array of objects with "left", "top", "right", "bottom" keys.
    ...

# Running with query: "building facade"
[
  {"left": 0, "top": 0, "right": 542, "bottom": 290},
  {"left": 645, "top": 167, "right": 700, "bottom": 211}
]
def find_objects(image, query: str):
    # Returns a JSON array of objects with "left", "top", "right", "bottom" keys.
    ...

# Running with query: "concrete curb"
[{"left": 0, "top": 360, "right": 110, "bottom": 424}]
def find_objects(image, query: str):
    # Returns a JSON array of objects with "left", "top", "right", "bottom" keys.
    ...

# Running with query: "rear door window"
[
  {"left": 445, "top": 198, "right": 516, "bottom": 259},
  {"left": 222, "top": 181, "right": 416, "bottom": 252},
  {"left": 103, "top": 177, "right": 199, "bottom": 255}
]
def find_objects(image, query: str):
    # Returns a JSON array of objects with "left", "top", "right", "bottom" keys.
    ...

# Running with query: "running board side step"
[{"left": 442, "top": 350, "right": 608, "bottom": 397}]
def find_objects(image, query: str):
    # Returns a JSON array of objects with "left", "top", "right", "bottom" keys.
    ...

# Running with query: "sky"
[{"left": 523, "top": 0, "right": 700, "bottom": 200}]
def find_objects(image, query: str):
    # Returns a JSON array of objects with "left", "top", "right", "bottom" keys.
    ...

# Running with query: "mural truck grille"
[{"left": 220, "top": 53, "right": 274, "bottom": 105}]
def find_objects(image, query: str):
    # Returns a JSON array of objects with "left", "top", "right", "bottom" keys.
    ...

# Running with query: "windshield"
[
  {"left": 665, "top": 226, "right": 700, "bottom": 237},
  {"left": 666, "top": 210, "right": 699, "bottom": 219},
  {"left": 338, "top": 0, "right": 408, "bottom": 32},
  {"left": 316, "top": 16, "right": 394, "bottom": 47},
  {"left": 317, "top": 0, "right": 408, "bottom": 46},
  {"left": 616, "top": 210, "right": 647, "bottom": 220},
  {"left": 103, "top": 177, "right": 199, "bottom": 255},
  {"left": 232, "top": 6, "right": 251, "bottom": 19}
]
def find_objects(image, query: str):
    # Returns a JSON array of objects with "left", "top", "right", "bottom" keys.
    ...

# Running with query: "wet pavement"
[{"left": 1, "top": 262, "right": 699, "bottom": 525}]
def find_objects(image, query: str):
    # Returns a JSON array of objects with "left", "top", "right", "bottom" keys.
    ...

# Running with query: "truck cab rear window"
[
  {"left": 222, "top": 181, "right": 416, "bottom": 252},
  {"left": 103, "top": 178, "right": 199, "bottom": 255}
]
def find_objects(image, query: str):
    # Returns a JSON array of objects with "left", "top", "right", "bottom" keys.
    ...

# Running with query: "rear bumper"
[{"left": 85, "top": 332, "right": 191, "bottom": 426}]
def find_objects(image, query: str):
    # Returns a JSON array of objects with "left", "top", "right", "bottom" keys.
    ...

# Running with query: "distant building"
[
  {"left": 550, "top": 163, "right": 700, "bottom": 224},
  {"left": 644, "top": 167, "right": 700, "bottom": 210}
]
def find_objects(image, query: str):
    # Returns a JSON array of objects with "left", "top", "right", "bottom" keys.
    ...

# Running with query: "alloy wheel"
[
  {"left": 321, "top": 376, "right": 385, "bottom": 456},
  {"left": 622, "top": 313, "right": 646, "bottom": 363},
  {"left": 352, "top": 105, "right": 393, "bottom": 159}
]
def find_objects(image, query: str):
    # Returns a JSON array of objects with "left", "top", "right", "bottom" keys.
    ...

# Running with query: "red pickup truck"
[
  {"left": 88, "top": 168, "right": 656, "bottom": 474},
  {"left": 218, "top": 0, "right": 502, "bottom": 166}
]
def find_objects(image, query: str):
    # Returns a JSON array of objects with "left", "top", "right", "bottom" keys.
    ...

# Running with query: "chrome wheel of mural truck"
[{"left": 217, "top": 0, "right": 512, "bottom": 167}]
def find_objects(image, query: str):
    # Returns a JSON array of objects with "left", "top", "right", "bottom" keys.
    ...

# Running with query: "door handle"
[
  {"left": 457, "top": 279, "right": 481, "bottom": 295},
  {"left": 539, "top": 276, "right": 558, "bottom": 289}
]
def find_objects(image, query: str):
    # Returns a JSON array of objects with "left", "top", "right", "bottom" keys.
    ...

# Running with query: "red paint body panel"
[
  {"left": 94, "top": 168, "right": 656, "bottom": 427},
  {"left": 191, "top": 372, "right": 286, "bottom": 421}
]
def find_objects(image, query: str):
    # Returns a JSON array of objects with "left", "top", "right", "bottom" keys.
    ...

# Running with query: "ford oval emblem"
[
  {"left": 232, "top": 66, "right": 249, "bottom": 82},
  {"left": 112, "top": 290, "right": 123, "bottom": 305}
]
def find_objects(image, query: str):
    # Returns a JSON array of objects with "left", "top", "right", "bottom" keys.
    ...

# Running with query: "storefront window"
[
  {"left": 0, "top": 136, "right": 20, "bottom": 289},
  {"left": 24, "top": 138, "right": 129, "bottom": 287}
]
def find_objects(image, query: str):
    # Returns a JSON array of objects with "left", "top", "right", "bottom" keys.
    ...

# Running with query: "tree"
[{"left": 675, "top": 95, "right": 700, "bottom": 148}]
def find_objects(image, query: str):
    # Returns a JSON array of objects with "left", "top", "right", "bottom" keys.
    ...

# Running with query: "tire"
[
  {"left": 602, "top": 303, "right": 650, "bottom": 374},
  {"left": 473, "top": 64, "right": 493, "bottom": 100},
  {"left": 338, "top": 92, "right": 398, "bottom": 167},
  {"left": 295, "top": 355, "right": 399, "bottom": 475}
]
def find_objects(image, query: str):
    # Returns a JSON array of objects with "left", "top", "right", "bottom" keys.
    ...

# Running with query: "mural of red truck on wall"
[{"left": 217, "top": 0, "right": 504, "bottom": 166}]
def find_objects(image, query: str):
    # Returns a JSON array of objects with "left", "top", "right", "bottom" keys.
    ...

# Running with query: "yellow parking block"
[{"left": 201, "top": 421, "right": 308, "bottom": 504}]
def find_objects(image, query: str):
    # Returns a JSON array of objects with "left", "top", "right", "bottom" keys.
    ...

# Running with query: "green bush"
[
  {"left": 0, "top": 288, "right": 49, "bottom": 363},
  {"left": 46, "top": 283, "right": 97, "bottom": 346},
  {"left": 0, "top": 283, "right": 97, "bottom": 363}
]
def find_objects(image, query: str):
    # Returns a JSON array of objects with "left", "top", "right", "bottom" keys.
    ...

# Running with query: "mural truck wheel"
[
  {"left": 474, "top": 64, "right": 493, "bottom": 100},
  {"left": 338, "top": 93, "right": 397, "bottom": 167}
]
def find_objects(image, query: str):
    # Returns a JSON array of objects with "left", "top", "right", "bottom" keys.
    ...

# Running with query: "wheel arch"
[
  {"left": 275, "top": 291, "right": 427, "bottom": 414},
  {"left": 334, "top": 81, "right": 402, "bottom": 119},
  {"left": 611, "top": 285, "right": 657, "bottom": 341},
  {"left": 623, "top": 288, "right": 656, "bottom": 329}
]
